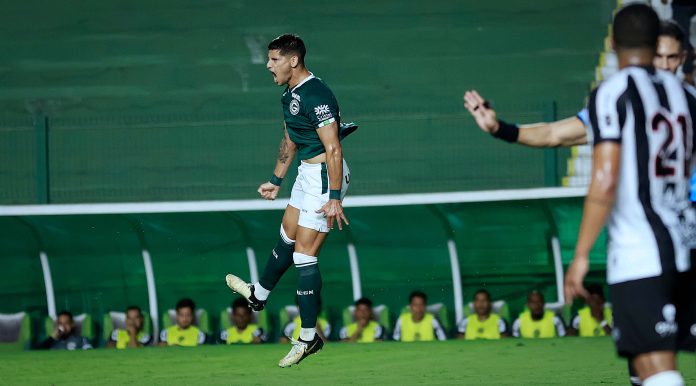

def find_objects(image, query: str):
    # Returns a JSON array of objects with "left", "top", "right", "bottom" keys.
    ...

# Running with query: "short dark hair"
[
  {"left": 473, "top": 289, "right": 491, "bottom": 301},
  {"left": 659, "top": 20, "right": 686, "bottom": 51},
  {"left": 355, "top": 297, "right": 373, "bottom": 308},
  {"left": 409, "top": 290, "right": 427, "bottom": 304},
  {"left": 268, "top": 34, "right": 306, "bottom": 64},
  {"left": 57, "top": 310, "right": 73, "bottom": 320},
  {"left": 175, "top": 298, "right": 195, "bottom": 312},
  {"left": 586, "top": 284, "right": 605, "bottom": 300},
  {"left": 613, "top": 4, "right": 659, "bottom": 50},
  {"left": 528, "top": 290, "right": 545, "bottom": 302},
  {"left": 232, "top": 297, "right": 249, "bottom": 312},
  {"left": 126, "top": 306, "right": 143, "bottom": 316}
]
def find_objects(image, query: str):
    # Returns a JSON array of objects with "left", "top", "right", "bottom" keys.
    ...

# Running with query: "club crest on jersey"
[{"left": 289, "top": 99, "right": 300, "bottom": 115}]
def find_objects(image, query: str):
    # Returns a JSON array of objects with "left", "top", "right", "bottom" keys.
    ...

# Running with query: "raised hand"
[{"left": 463, "top": 90, "right": 499, "bottom": 134}]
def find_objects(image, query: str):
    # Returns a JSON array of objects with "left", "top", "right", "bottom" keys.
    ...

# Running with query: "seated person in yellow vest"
[
  {"left": 280, "top": 296, "right": 331, "bottom": 343},
  {"left": 393, "top": 291, "right": 447, "bottom": 342},
  {"left": 159, "top": 298, "right": 206, "bottom": 347},
  {"left": 568, "top": 284, "right": 612, "bottom": 337},
  {"left": 107, "top": 306, "right": 151, "bottom": 349},
  {"left": 511, "top": 291, "right": 566, "bottom": 338},
  {"left": 36, "top": 311, "right": 93, "bottom": 350},
  {"left": 457, "top": 289, "right": 508, "bottom": 340},
  {"left": 220, "top": 297, "right": 266, "bottom": 344},
  {"left": 339, "top": 297, "right": 386, "bottom": 343}
]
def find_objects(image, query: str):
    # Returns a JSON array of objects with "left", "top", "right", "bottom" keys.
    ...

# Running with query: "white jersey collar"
[{"left": 291, "top": 73, "right": 315, "bottom": 92}]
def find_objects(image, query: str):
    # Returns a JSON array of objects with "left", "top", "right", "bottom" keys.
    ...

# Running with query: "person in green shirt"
[
  {"left": 220, "top": 298, "right": 265, "bottom": 344},
  {"left": 457, "top": 289, "right": 508, "bottom": 340},
  {"left": 226, "top": 33, "right": 355, "bottom": 368},
  {"left": 340, "top": 297, "right": 385, "bottom": 343},
  {"left": 107, "top": 306, "right": 151, "bottom": 349}
]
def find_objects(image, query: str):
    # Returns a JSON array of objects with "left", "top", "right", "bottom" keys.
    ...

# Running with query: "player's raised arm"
[
  {"left": 258, "top": 124, "right": 297, "bottom": 200},
  {"left": 315, "top": 121, "right": 348, "bottom": 230},
  {"left": 463, "top": 90, "right": 588, "bottom": 147}
]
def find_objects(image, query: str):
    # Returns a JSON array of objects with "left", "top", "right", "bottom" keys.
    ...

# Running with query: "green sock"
[
  {"left": 294, "top": 253, "right": 322, "bottom": 332},
  {"left": 258, "top": 233, "right": 294, "bottom": 294}
]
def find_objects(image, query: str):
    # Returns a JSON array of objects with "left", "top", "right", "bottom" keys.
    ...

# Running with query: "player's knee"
[{"left": 280, "top": 225, "right": 295, "bottom": 245}]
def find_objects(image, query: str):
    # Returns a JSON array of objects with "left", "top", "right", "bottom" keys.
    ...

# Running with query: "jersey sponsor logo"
[
  {"left": 297, "top": 290, "right": 314, "bottom": 296},
  {"left": 314, "top": 105, "right": 333, "bottom": 121},
  {"left": 655, "top": 304, "right": 677, "bottom": 337},
  {"left": 289, "top": 99, "right": 300, "bottom": 115}
]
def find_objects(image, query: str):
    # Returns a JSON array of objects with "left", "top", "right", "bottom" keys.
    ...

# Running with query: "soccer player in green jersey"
[{"left": 226, "top": 34, "right": 351, "bottom": 368}]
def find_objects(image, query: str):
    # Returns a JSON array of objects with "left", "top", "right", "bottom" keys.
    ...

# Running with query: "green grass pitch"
[{"left": 2, "top": 338, "right": 694, "bottom": 385}]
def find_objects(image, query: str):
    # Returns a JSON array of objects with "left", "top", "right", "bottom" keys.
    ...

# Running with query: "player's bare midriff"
[{"left": 303, "top": 152, "right": 327, "bottom": 164}]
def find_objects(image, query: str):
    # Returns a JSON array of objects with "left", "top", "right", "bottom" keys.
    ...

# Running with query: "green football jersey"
[{"left": 282, "top": 74, "right": 340, "bottom": 160}]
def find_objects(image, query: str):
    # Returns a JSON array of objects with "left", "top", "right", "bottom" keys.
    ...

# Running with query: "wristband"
[
  {"left": 329, "top": 189, "right": 341, "bottom": 200},
  {"left": 599, "top": 320, "right": 608, "bottom": 328},
  {"left": 269, "top": 174, "right": 283, "bottom": 186},
  {"left": 492, "top": 120, "right": 519, "bottom": 143}
]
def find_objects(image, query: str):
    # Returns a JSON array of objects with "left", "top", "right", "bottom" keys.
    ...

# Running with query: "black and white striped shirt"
[{"left": 588, "top": 66, "right": 696, "bottom": 284}]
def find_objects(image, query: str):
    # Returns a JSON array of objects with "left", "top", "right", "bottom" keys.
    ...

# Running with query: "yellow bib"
[
  {"left": 345, "top": 321, "right": 380, "bottom": 343},
  {"left": 114, "top": 329, "right": 147, "bottom": 349},
  {"left": 399, "top": 313, "right": 435, "bottom": 342},
  {"left": 577, "top": 307, "right": 612, "bottom": 337},
  {"left": 165, "top": 325, "right": 201, "bottom": 347},
  {"left": 464, "top": 314, "right": 501, "bottom": 340},
  {"left": 291, "top": 316, "right": 328, "bottom": 340},
  {"left": 225, "top": 324, "right": 260, "bottom": 344},
  {"left": 519, "top": 310, "right": 556, "bottom": 338}
]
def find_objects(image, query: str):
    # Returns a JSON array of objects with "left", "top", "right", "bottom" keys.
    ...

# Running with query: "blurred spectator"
[
  {"left": 393, "top": 291, "right": 447, "bottom": 342},
  {"left": 280, "top": 296, "right": 330, "bottom": 343},
  {"left": 107, "top": 306, "right": 151, "bottom": 349},
  {"left": 159, "top": 298, "right": 205, "bottom": 347},
  {"left": 667, "top": 0, "right": 696, "bottom": 84},
  {"left": 339, "top": 297, "right": 386, "bottom": 343},
  {"left": 36, "top": 311, "right": 92, "bottom": 350},
  {"left": 457, "top": 289, "right": 508, "bottom": 340},
  {"left": 568, "top": 284, "right": 612, "bottom": 337},
  {"left": 512, "top": 291, "right": 566, "bottom": 338},
  {"left": 220, "top": 298, "right": 266, "bottom": 344}
]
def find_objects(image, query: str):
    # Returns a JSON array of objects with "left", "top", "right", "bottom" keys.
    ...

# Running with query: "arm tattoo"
[{"left": 278, "top": 137, "right": 290, "bottom": 164}]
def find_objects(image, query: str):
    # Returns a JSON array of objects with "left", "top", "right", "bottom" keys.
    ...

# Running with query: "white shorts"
[{"left": 288, "top": 159, "right": 350, "bottom": 233}]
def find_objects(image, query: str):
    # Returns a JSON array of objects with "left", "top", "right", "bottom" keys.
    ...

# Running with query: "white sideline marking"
[{"left": 0, "top": 187, "right": 587, "bottom": 216}]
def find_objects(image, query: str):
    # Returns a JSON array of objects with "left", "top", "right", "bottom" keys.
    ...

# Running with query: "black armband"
[
  {"left": 329, "top": 189, "right": 341, "bottom": 200},
  {"left": 270, "top": 174, "right": 283, "bottom": 186},
  {"left": 492, "top": 120, "right": 519, "bottom": 143}
]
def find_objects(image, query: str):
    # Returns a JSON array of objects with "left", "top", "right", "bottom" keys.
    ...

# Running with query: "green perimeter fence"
[{"left": 0, "top": 102, "right": 569, "bottom": 205}]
